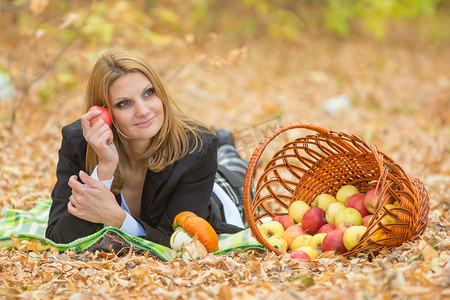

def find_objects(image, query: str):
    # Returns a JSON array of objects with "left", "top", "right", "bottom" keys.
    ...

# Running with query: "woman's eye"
[
  {"left": 143, "top": 88, "right": 155, "bottom": 97},
  {"left": 115, "top": 100, "right": 131, "bottom": 108}
]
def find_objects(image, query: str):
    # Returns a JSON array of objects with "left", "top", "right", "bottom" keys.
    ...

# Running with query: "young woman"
[{"left": 46, "top": 50, "right": 248, "bottom": 248}]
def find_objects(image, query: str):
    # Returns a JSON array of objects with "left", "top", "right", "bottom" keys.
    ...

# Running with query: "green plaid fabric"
[{"left": 0, "top": 199, "right": 265, "bottom": 261}]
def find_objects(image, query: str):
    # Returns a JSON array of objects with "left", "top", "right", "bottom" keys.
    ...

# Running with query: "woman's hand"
[
  {"left": 81, "top": 109, "right": 118, "bottom": 180},
  {"left": 68, "top": 170, "right": 126, "bottom": 227}
]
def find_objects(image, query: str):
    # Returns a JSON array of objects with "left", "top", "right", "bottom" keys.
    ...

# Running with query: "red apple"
[
  {"left": 322, "top": 230, "right": 347, "bottom": 255},
  {"left": 364, "top": 187, "right": 381, "bottom": 213},
  {"left": 282, "top": 224, "right": 307, "bottom": 249},
  {"left": 317, "top": 223, "right": 336, "bottom": 234},
  {"left": 301, "top": 207, "right": 327, "bottom": 235},
  {"left": 335, "top": 222, "right": 353, "bottom": 232},
  {"left": 290, "top": 250, "right": 311, "bottom": 260},
  {"left": 89, "top": 105, "right": 112, "bottom": 127},
  {"left": 346, "top": 193, "right": 370, "bottom": 217},
  {"left": 273, "top": 215, "right": 295, "bottom": 230},
  {"left": 362, "top": 214, "right": 374, "bottom": 227}
]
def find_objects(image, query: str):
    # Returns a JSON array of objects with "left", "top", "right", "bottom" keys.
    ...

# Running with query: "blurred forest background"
[{"left": 0, "top": 0, "right": 449, "bottom": 298}]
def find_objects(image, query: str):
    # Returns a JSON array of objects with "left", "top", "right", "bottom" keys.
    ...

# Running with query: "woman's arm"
[{"left": 46, "top": 122, "right": 104, "bottom": 243}]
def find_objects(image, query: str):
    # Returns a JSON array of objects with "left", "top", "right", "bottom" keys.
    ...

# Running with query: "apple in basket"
[
  {"left": 317, "top": 223, "right": 336, "bottom": 234},
  {"left": 322, "top": 230, "right": 347, "bottom": 255},
  {"left": 336, "top": 185, "right": 359, "bottom": 205},
  {"left": 282, "top": 224, "right": 307, "bottom": 250},
  {"left": 308, "top": 233, "right": 327, "bottom": 252},
  {"left": 273, "top": 215, "right": 295, "bottom": 230},
  {"left": 343, "top": 225, "right": 368, "bottom": 251},
  {"left": 288, "top": 200, "right": 310, "bottom": 223},
  {"left": 267, "top": 236, "right": 288, "bottom": 252},
  {"left": 291, "top": 234, "right": 313, "bottom": 251},
  {"left": 290, "top": 249, "right": 311, "bottom": 260},
  {"left": 88, "top": 105, "right": 112, "bottom": 127},
  {"left": 313, "top": 193, "right": 337, "bottom": 211},
  {"left": 259, "top": 221, "right": 285, "bottom": 240},
  {"left": 346, "top": 193, "right": 370, "bottom": 217},
  {"left": 325, "top": 202, "right": 346, "bottom": 225},
  {"left": 334, "top": 207, "right": 363, "bottom": 226},
  {"left": 301, "top": 207, "right": 327, "bottom": 235}
]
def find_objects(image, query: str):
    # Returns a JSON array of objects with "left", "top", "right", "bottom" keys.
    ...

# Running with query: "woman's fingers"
[{"left": 81, "top": 110, "right": 101, "bottom": 134}]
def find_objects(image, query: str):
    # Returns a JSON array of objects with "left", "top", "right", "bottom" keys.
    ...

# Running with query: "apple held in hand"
[
  {"left": 336, "top": 185, "right": 359, "bottom": 205},
  {"left": 343, "top": 225, "right": 367, "bottom": 251},
  {"left": 301, "top": 207, "right": 327, "bottom": 235},
  {"left": 89, "top": 105, "right": 112, "bottom": 127},
  {"left": 273, "top": 215, "right": 295, "bottom": 230},
  {"left": 288, "top": 200, "right": 310, "bottom": 223},
  {"left": 259, "top": 221, "right": 285, "bottom": 240},
  {"left": 322, "top": 230, "right": 347, "bottom": 255}
]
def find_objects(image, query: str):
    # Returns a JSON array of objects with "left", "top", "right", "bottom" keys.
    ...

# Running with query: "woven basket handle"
[
  {"left": 243, "top": 123, "right": 331, "bottom": 232},
  {"left": 244, "top": 122, "right": 330, "bottom": 188}
]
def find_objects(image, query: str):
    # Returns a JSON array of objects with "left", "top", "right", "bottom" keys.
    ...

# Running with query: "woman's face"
[{"left": 108, "top": 72, "right": 164, "bottom": 144}]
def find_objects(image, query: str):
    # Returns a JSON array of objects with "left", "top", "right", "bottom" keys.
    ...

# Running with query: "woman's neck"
[{"left": 122, "top": 139, "right": 150, "bottom": 169}]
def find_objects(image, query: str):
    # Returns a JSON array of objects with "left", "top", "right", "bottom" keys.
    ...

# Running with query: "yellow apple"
[
  {"left": 313, "top": 193, "right": 337, "bottom": 211},
  {"left": 336, "top": 185, "right": 359, "bottom": 205},
  {"left": 308, "top": 233, "right": 327, "bottom": 252},
  {"left": 293, "top": 246, "right": 318, "bottom": 260},
  {"left": 259, "top": 221, "right": 284, "bottom": 240},
  {"left": 325, "top": 202, "right": 346, "bottom": 225},
  {"left": 288, "top": 200, "right": 310, "bottom": 223},
  {"left": 334, "top": 207, "right": 362, "bottom": 226},
  {"left": 267, "top": 235, "right": 288, "bottom": 252},
  {"left": 291, "top": 234, "right": 313, "bottom": 250},
  {"left": 343, "top": 225, "right": 367, "bottom": 251}
]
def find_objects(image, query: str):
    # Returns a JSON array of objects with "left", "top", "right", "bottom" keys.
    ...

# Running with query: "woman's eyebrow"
[{"left": 142, "top": 83, "right": 153, "bottom": 93}]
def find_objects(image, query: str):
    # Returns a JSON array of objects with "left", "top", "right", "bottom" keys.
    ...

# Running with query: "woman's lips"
[{"left": 135, "top": 116, "right": 155, "bottom": 127}]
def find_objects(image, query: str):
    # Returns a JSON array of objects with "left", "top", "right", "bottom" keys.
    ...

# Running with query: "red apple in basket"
[
  {"left": 362, "top": 214, "right": 374, "bottom": 227},
  {"left": 301, "top": 207, "right": 327, "bottom": 235},
  {"left": 317, "top": 223, "right": 336, "bottom": 234},
  {"left": 282, "top": 224, "right": 307, "bottom": 249},
  {"left": 273, "top": 215, "right": 295, "bottom": 230},
  {"left": 89, "top": 105, "right": 112, "bottom": 127},
  {"left": 364, "top": 187, "right": 382, "bottom": 213},
  {"left": 290, "top": 250, "right": 311, "bottom": 260},
  {"left": 322, "top": 230, "right": 347, "bottom": 255},
  {"left": 346, "top": 193, "right": 370, "bottom": 217}
]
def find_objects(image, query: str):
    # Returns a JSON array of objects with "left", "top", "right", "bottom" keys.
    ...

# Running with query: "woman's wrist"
[
  {"left": 97, "top": 162, "right": 117, "bottom": 181},
  {"left": 104, "top": 208, "right": 127, "bottom": 228}
]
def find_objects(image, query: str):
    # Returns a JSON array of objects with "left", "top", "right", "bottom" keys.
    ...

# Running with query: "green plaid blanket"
[{"left": 0, "top": 199, "right": 265, "bottom": 261}]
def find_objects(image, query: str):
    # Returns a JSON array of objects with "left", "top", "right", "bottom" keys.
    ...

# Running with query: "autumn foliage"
[{"left": 0, "top": 1, "right": 449, "bottom": 299}]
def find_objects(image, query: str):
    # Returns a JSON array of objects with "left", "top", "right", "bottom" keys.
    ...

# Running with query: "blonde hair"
[{"left": 84, "top": 49, "right": 211, "bottom": 193}]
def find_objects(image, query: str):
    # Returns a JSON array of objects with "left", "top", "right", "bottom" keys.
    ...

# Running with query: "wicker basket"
[{"left": 243, "top": 123, "right": 430, "bottom": 257}]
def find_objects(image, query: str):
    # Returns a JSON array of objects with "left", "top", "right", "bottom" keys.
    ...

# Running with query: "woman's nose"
[{"left": 135, "top": 100, "right": 150, "bottom": 117}]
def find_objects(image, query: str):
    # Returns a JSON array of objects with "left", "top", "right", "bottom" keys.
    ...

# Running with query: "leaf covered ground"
[{"left": 0, "top": 13, "right": 449, "bottom": 299}]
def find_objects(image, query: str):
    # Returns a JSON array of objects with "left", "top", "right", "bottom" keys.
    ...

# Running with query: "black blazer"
[{"left": 46, "top": 119, "right": 240, "bottom": 247}]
